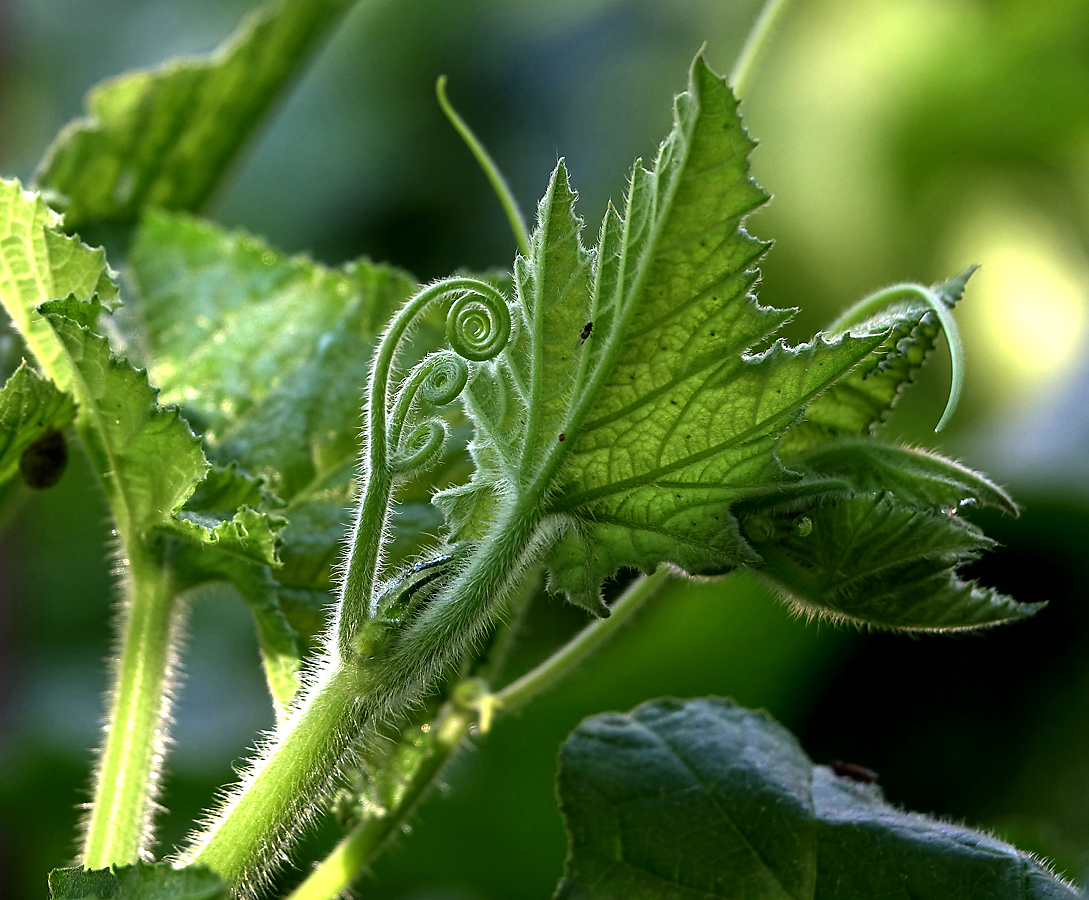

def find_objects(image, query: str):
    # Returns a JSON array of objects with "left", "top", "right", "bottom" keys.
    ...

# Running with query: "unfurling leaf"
[{"left": 556, "top": 698, "right": 1079, "bottom": 899}]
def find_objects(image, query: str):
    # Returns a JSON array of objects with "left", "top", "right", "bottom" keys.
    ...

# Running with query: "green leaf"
[
  {"left": 556, "top": 697, "right": 1078, "bottom": 900},
  {"left": 129, "top": 211, "right": 416, "bottom": 500},
  {"left": 34, "top": 0, "right": 355, "bottom": 231},
  {"left": 0, "top": 361, "right": 76, "bottom": 488},
  {"left": 40, "top": 299, "right": 210, "bottom": 537},
  {"left": 128, "top": 211, "right": 459, "bottom": 655},
  {"left": 438, "top": 56, "right": 896, "bottom": 614},
  {"left": 0, "top": 178, "right": 119, "bottom": 390},
  {"left": 786, "top": 438, "right": 1017, "bottom": 516},
  {"left": 159, "top": 462, "right": 286, "bottom": 568},
  {"left": 738, "top": 492, "right": 1038, "bottom": 630},
  {"left": 781, "top": 268, "right": 975, "bottom": 455},
  {"left": 49, "top": 862, "right": 227, "bottom": 900}
]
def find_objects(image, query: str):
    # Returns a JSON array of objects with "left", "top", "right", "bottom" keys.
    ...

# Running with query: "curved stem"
[
  {"left": 338, "top": 277, "right": 502, "bottom": 657},
  {"left": 178, "top": 660, "right": 363, "bottom": 884},
  {"left": 82, "top": 542, "right": 184, "bottom": 867},
  {"left": 285, "top": 705, "right": 473, "bottom": 900},
  {"left": 827, "top": 282, "right": 964, "bottom": 432},
  {"left": 436, "top": 76, "right": 531, "bottom": 258},
  {"left": 496, "top": 566, "right": 671, "bottom": 711},
  {"left": 729, "top": 0, "right": 794, "bottom": 98}
]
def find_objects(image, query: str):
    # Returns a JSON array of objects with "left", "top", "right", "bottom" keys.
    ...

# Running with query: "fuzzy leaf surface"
[
  {"left": 0, "top": 361, "right": 75, "bottom": 487},
  {"left": 439, "top": 57, "right": 896, "bottom": 613},
  {"left": 739, "top": 491, "right": 1037, "bottom": 630},
  {"left": 35, "top": 0, "right": 354, "bottom": 231},
  {"left": 0, "top": 179, "right": 118, "bottom": 389},
  {"left": 49, "top": 862, "right": 227, "bottom": 900},
  {"left": 556, "top": 697, "right": 1078, "bottom": 899}
]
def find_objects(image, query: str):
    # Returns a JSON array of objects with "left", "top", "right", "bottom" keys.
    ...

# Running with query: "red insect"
[{"left": 829, "top": 760, "right": 878, "bottom": 784}]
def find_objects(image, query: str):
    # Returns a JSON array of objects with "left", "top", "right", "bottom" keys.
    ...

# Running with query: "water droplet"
[{"left": 793, "top": 515, "right": 813, "bottom": 537}]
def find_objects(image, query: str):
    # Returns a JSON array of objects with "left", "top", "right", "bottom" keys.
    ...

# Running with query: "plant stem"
[
  {"left": 178, "top": 659, "right": 363, "bottom": 884},
  {"left": 82, "top": 542, "right": 183, "bottom": 867},
  {"left": 826, "top": 282, "right": 964, "bottom": 432},
  {"left": 729, "top": 0, "right": 793, "bottom": 98},
  {"left": 496, "top": 566, "right": 671, "bottom": 711},
  {"left": 436, "top": 75, "right": 531, "bottom": 258},
  {"left": 285, "top": 705, "right": 473, "bottom": 900},
  {"left": 284, "top": 568, "right": 671, "bottom": 900}
]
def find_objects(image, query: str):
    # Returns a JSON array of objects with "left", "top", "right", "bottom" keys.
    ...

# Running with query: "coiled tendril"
[
  {"left": 389, "top": 351, "right": 469, "bottom": 474},
  {"left": 381, "top": 280, "right": 512, "bottom": 477},
  {"left": 446, "top": 289, "right": 512, "bottom": 362}
]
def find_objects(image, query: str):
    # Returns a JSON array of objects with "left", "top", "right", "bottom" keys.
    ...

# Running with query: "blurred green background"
[{"left": 2, "top": 0, "right": 1089, "bottom": 896}]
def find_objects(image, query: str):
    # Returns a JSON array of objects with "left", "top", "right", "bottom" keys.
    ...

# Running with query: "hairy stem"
[
  {"left": 178, "top": 658, "right": 363, "bottom": 885},
  {"left": 82, "top": 541, "right": 184, "bottom": 867},
  {"left": 285, "top": 704, "right": 474, "bottom": 900},
  {"left": 285, "top": 568, "right": 671, "bottom": 900}
]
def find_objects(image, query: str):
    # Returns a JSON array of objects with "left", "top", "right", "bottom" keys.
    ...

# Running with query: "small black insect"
[
  {"left": 558, "top": 433, "right": 566, "bottom": 442},
  {"left": 829, "top": 760, "right": 878, "bottom": 784},
  {"left": 19, "top": 428, "right": 68, "bottom": 489},
  {"left": 579, "top": 321, "right": 593, "bottom": 343}
]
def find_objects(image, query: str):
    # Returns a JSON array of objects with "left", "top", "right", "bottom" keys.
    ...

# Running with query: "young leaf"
[
  {"left": 49, "top": 862, "right": 227, "bottom": 900},
  {"left": 739, "top": 492, "right": 1038, "bottom": 630},
  {"left": 0, "top": 361, "right": 76, "bottom": 488},
  {"left": 556, "top": 697, "right": 1079, "bottom": 899},
  {"left": 785, "top": 438, "right": 1017, "bottom": 516},
  {"left": 0, "top": 179, "right": 119, "bottom": 390},
  {"left": 34, "top": 0, "right": 355, "bottom": 231},
  {"left": 437, "top": 56, "right": 903, "bottom": 614}
]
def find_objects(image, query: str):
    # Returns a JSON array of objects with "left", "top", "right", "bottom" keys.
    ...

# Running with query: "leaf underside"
[
  {"left": 556, "top": 698, "right": 1079, "bottom": 900},
  {"left": 436, "top": 56, "right": 1023, "bottom": 629}
]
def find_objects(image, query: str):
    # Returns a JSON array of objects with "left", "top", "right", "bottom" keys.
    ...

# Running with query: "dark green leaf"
[
  {"left": 739, "top": 492, "right": 1038, "bottom": 630},
  {"left": 556, "top": 698, "right": 1078, "bottom": 899},
  {"left": 35, "top": 0, "right": 355, "bottom": 231},
  {"left": 49, "top": 862, "right": 227, "bottom": 900}
]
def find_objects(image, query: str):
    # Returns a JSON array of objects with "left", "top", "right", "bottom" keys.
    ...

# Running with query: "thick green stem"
[
  {"left": 179, "top": 659, "right": 363, "bottom": 884},
  {"left": 285, "top": 705, "right": 473, "bottom": 900},
  {"left": 82, "top": 542, "right": 184, "bottom": 867},
  {"left": 285, "top": 568, "right": 671, "bottom": 900},
  {"left": 181, "top": 504, "right": 540, "bottom": 888}
]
